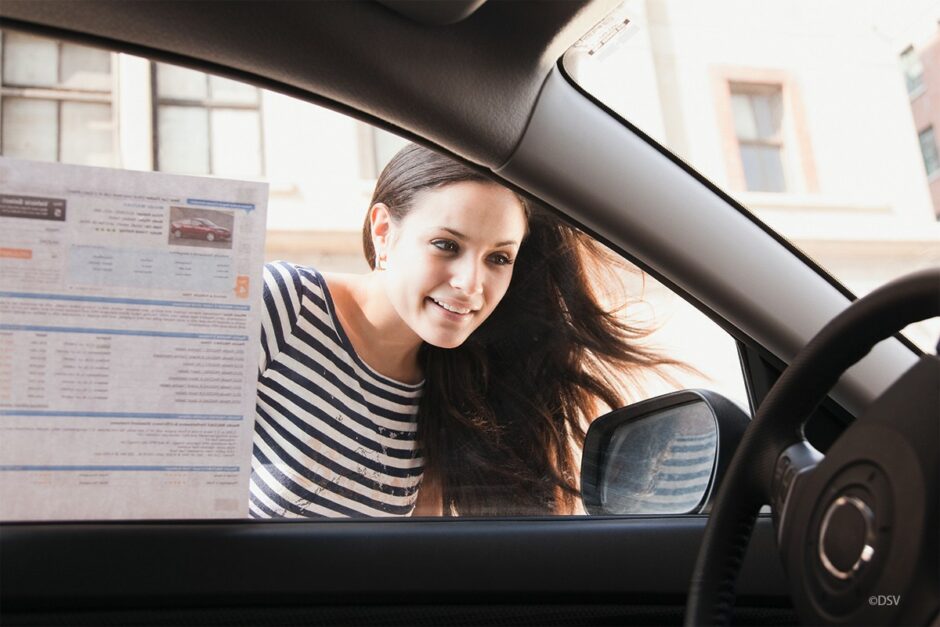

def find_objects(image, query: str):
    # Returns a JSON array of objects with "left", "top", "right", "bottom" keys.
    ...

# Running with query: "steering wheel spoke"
[{"left": 771, "top": 440, "right": 821, "bottom": 549}]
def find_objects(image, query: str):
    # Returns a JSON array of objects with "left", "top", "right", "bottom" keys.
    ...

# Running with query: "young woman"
[{"left": 249, "top": 144, "right": 677, "bottom": 518}]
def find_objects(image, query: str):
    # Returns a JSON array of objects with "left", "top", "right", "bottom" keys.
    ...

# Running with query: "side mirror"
[{"left": 581, "top": 390, "right": 749, "bottom": 515}]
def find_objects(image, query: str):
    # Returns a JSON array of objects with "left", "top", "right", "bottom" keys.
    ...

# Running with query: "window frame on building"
[
  {"left": 150, "top": 61, "right": 266, "bottom": 178},
  {"left": 900, "top": 45, "right": 926, "bottom": 99},
  {"left": 711, "top": 67, "right": 818, "bottom": 196},
  {"left": 728, "top": 82, "right": 788, "bottom": 193},
  {"left": 356, "top": 123, "right": 408, "bottom": 180},
  {"left": 918, "top": 125, "right": 940, "bottom": 177},
  {"left": 0, "top": 30, "right": 118, "bottom": 166}
]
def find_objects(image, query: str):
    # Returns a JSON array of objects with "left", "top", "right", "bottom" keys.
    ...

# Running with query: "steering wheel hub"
[{"left": 818, "top": 494, "right": 875, "bottom": 580}]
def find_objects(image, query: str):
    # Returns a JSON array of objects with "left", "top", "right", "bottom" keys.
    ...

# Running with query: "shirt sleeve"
[{"left": 258, "top": 261, "right": 304, "bottom": 374}]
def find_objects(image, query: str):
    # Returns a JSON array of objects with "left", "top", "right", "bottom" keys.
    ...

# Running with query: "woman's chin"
[
  {"left": 418, "top": 327, "right": 472, "bottom": 350},
  {"left": 423, "top": 335, "right": 467, "bottom": 350}
]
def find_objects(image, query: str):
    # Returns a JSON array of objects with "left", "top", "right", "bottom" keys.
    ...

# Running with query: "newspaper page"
[{"left": 0, "top": 158, "right": 267, "bottom": 520}]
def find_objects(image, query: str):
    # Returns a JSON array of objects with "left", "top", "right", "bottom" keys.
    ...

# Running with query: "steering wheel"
[{"left": 685, "top": 268, "right": 940, "bottom": 626}]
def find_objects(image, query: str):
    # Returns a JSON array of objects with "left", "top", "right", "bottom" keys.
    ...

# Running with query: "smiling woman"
[
  {"left": 251, "top": 144, "right": 686, "bottom": 518},
  {"left": 364, "top": 179, "right": 526, "bottom": 357}
]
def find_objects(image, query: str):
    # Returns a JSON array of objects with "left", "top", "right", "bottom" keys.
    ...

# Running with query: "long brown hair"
[{"left": 364, "top": 144, "right": 682, "bottom": 516}]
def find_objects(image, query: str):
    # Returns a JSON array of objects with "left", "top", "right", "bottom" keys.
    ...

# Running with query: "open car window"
[{"left": 0, "top": 30, "right": 747, "bottom": 521}]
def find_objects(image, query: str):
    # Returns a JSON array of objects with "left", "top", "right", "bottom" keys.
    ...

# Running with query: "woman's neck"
[{"left": 324, "top": 271, "right": 424, "bottom": 385}]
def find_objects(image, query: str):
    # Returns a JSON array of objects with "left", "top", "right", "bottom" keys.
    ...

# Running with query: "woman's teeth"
[{"left": 431, "top": 298, "right": 472, "bottom": 314}]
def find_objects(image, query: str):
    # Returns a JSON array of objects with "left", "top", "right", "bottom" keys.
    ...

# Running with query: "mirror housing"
[{"left": 581, "top": 390, "right": 749, "bottom": 515}]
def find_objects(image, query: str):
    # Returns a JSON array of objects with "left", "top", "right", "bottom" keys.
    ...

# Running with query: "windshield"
[{"left": 565, "top": 0, "right": 940, "bottom": 352}]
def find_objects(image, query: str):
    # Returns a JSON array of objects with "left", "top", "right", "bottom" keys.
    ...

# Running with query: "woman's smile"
[{"left": 427, "top": 296, "right": 477, "bottom": 317}]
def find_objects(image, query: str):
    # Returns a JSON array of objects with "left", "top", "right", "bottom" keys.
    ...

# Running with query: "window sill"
[
  {"left": 270, "top": 182, "right": 300, "bottom": 197},
  {"left": 733, "top": 191, "right": 891, "bottom": 214}
]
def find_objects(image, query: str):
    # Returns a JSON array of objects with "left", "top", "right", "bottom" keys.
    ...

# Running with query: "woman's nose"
[{"left": 450, "top": 258, "right": 484, "bottom": 295}]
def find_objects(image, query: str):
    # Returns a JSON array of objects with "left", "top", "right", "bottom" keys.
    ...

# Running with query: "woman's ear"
[
  {"left": 370, "top": 203, "right": 392, "bottom": 266},
  {"left": 370, "top": 202, "right": 391, "bottom": 243}
]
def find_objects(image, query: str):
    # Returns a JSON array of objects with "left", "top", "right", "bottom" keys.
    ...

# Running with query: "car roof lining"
[
  {"left": 377, "top": 0, "right": 490, "bottom": 26},
  {"left": 0, "top": 0, "right": 618, "bottom": 168}
]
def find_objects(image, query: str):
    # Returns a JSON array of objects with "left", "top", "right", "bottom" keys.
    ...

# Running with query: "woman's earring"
[{"left": 376, "top": 254, "right": 387, "bottom": 271}]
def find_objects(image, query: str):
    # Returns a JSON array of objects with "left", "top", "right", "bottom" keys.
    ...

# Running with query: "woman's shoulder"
[
  {"left": 264, "top": 260, "right": 322, "bottom": 282},
  {"left": 264, "top": 263, "right": 370, "bottom": 322},
  {"left": 264, "top": 260, "right": 327, "bottom": 293},
  {"left": 319, "top": 271, "right": 371, "bottom": 322},
  {"left": 318, "top": 270, "right": 361, "bottom": 298},
  {"left": 262, "top": 261, "right": 338, "bottom": 321}
]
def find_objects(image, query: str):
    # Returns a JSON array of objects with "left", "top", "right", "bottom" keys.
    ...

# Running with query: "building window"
[
  {"left": 918, "top": 127, "right": 940, "bottom": 176},
  {"left": 153, "top": 62, "right": 264, "bottom": 178},
  {"left": 901, "top": 46, "right": 925, "bottom": 98},
  {"left": 730, "top": 83, "right": 787, "bottom": 193},
  {"left": 372, "top": 127, "right": 407, "bottom": 176},
  {"left": 0, "top": 31, "right": 116, "bottom": 167},
  {"left": 357, "top": 124, "right": 408, "bottom": 179}
]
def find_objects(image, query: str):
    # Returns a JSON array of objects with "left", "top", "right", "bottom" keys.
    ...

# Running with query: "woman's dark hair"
[{"left": 364, "top": 144, "right": 684, "bottom": 516}]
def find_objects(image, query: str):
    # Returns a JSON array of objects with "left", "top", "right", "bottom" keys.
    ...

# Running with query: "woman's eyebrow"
[{"left": 439, "top": 227, "right": 518, "bottom": 248}]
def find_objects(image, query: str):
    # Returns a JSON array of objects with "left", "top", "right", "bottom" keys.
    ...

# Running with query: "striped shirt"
[{"left": 249, "top": 261, "right": 425, "bottom": 518}]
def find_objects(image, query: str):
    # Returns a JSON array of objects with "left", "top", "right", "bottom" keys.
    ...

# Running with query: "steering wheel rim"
[{"left": 685, "top": 268, "right": 940, "bottom": 626}]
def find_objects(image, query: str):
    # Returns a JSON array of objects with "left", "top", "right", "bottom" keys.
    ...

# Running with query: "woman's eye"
[
  {"left": 489, "top": 253, "right": 513, "bottom": 266},
  {"left": 431, "top": 239, "right": 458, "bottom": 252}
]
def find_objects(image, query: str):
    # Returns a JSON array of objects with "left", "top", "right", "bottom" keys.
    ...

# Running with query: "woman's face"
[{"left": 377, "top": 181, "right": 527, "bottom": 349}]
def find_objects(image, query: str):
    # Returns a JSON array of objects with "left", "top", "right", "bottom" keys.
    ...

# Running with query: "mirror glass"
[{"left": 600, "top": 401, "right": 717, "bottom": 514}]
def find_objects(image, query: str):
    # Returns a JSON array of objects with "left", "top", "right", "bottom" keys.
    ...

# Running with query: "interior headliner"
[{"left": 0, "top": 0, "right": 619, "bottom": 167}]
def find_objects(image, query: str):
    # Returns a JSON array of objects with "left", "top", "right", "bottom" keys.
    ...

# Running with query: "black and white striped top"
[{"left": 249, "top": 261, "right": 425, "bottom": 518}]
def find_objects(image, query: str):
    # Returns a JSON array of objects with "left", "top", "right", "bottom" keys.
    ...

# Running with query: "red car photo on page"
[{"left": 170, "top": 218, "right": 232, "bottom": 242}]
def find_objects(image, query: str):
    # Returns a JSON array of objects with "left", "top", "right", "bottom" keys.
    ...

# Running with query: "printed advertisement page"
[{"left": 0, "top": 158, "right": 267, "bottom": 520}]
